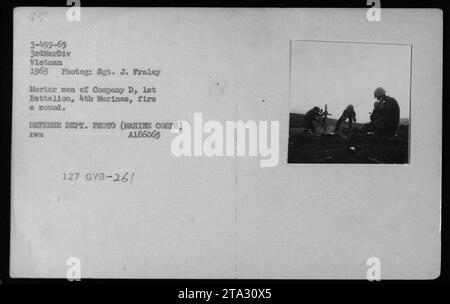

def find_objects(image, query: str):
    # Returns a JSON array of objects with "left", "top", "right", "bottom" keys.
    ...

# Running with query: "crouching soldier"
[
  {"left": 301, "top": 106, "right": 321, "bottom": 134},
  {"left": 334, "top": 104, "right": 356, "bottom": 132},
  {"left": 366, "top": 87, "right": 400, "bottom": 135}
]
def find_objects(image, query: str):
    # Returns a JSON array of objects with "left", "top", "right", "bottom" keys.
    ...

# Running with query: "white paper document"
[{"left": 11, "top": 7, "right": 442, "bottom": 279}]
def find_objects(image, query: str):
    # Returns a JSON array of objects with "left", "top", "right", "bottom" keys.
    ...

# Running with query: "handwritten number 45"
[{"left": 28, "top": 12, "right": 47, "bottom": 22}]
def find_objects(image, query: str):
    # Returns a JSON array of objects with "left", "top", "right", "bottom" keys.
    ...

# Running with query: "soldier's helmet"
[
  {"left": 374, "top": 87, "right": 386, "bottom": 98},
  {"left": 313, "top": 106, "right": 320, "bottom": 112}
]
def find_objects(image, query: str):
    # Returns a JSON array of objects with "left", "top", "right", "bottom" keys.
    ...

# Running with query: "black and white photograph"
[{"left": 288, "top": 40, "right": 411, "bottom": 163}]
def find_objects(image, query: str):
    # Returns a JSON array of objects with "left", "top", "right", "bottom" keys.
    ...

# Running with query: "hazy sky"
[{"left": 290, "top": 41, "right": 411, "bottom": 123}]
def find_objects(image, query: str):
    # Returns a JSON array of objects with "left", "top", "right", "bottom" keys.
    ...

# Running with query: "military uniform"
[{"left": 335, "top": 105, "right": 356, "bottom": 132}]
